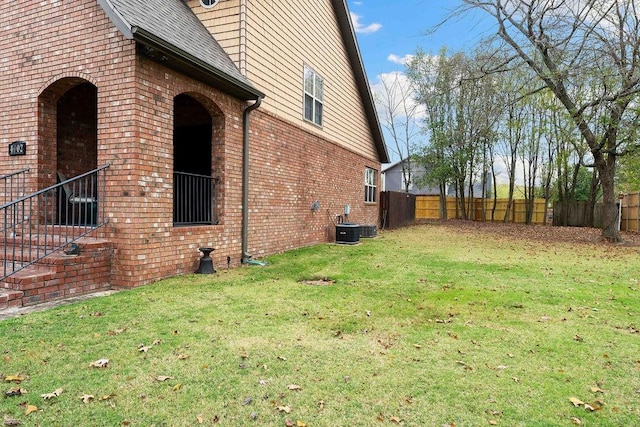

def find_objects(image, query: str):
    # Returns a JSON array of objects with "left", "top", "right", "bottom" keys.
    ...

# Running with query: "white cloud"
[
  {"left": 370, "top": 71, "right": 426, "bottom": 122},
  {"left": 387, "top": 54, "right": 414, "bottom": 66},
  {"left": 350, "top": 12, "right": 382, "bottom": 34}
]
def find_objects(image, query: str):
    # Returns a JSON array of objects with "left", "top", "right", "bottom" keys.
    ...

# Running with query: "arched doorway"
[
  {"left": 38, "top": 78, "right": 98, "bottom": 224},
  {"left": 173, "top": 94, "right": 218, "bottom": 225}
]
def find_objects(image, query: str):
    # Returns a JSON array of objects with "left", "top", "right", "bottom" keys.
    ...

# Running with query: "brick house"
[{"left": 0, "top": 0, "right": 388, "bottom": 305}]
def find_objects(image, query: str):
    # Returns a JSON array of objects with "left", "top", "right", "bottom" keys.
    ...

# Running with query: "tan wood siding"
[
  {"left": 188, "top": 0, "right": 377, "bottom": 161},
  {"left": 186, "top": 0, "right": 242, "bottom": 66}
]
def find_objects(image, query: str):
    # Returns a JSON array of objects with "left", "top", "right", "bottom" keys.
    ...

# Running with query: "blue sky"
[
  {"left": 347, "top": 0, "right": 496, "bottom": 80},
  {"left": 346, "top": 1, "right": 497, "bottom": 166}
]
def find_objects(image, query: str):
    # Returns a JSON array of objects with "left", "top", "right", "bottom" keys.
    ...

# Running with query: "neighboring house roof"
[
  {"left": 382, "top": 158, "right": 407, "bottom": 172},
  {"left": 332, "top": 0, "right": 389, "bottom": 163},
  {"left": 98, "top": 0, "right": 264, "bottom": 100}
]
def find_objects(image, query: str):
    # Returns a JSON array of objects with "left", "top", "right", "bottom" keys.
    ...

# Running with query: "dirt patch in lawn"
[{"left": 300, "top": 278, "right": 335, "bottom": 286}]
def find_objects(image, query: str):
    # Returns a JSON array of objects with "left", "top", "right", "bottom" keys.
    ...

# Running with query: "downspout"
[{"left": 241, "top": 97, "right": 262, "bottom": 263}]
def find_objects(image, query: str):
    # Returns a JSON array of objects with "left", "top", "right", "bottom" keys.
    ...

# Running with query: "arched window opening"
[{"left": 173, "top": 94, "right": 217, "bottom": 225}]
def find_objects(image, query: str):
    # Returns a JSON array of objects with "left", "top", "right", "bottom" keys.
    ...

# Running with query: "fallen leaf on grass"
[
  {"left": 4, "top": 375, "right": 26, "bottom": 383},
  {"left": 296, "top": 421, "right": 307, "bottom": 427},
  {"left": 172, "top": 383, "right": 182, "bottom": 391},
  {"left": 107, "top": 328, "right": 126, "bottom": 335},
  {"left": 177, "top": 354, "right": 189, "bottom": 360},
  {"left": 3, "top": 418, "right": 21, "bottom": 426},
  {"left": 138, "top": 345, "right": 151, "bottom": 353},
  {"left": 317, "top": 400, "right": 324, "bottom": 410},
  {"left": 390, "top": 415, "right": 402, "bottom": 423},
  {"left": 156, "top": 376, "right": 173, "bottom": 382},
  {"left": 89, "top": 359, "right": 109, "bottom": 368},
  {"left": 24, "top": 405, "right": 37, "bottom": 416},
  {"left": 277, "top": 356, "right": 287, "bottom": 361},
  {"left": 489, "top": 420, "right": 498, "bottom": 425},
  {"left": 571, "top": 417, "right": 582, "bottom": 425},
  {"left": 152, "top": 339, "right": 161, "bottom": 346},
  {"left": 414, "top": 344, "right": 422, "bottom": 349},
  {"left": 80, "top": 394, "right": 94, "bottom": 403},
  {"left": 5, "top": 387, "right": 27, "bottom": 397},
  {"left": 590, "top": 386, "right": 605, "bottom": 393},
  {"left": 277, "top": 405, "right": 292, "bottom": 414},
  {"left": 41, "top": 388, "right": 63, "bottom": 399},
  {"left": 99, "top": 393, "right": 116, "bottom": 401},
  {"left": 287, "top": 384, "right": 302, "bottom": 391},
  {"left": 569, "top": 397, "right": 584, "bottom": 407}
]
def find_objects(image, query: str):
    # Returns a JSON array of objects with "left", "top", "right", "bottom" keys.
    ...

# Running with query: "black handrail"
[
  {"left": 1, "top": 165, "right": 109, "bottom": 282},
  {"left": 1, "top": 168, "right": 29, "bottom": 206}
]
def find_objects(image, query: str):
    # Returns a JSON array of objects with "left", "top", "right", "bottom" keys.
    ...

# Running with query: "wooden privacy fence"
[
  {"left": 552, "top": 201, "right": 605, "bottom": 228},
  {"left": 415, "top": 196, "right": 547, "bottom": 224},
  {"left": 380, "top": 191, "right": 415, "bottom": 229},
  {"left": 553, "top": 193, "right": 638, "bottom": 230},
  {"left": 620, "top": 191, "right": 640, "bottom": 232}
]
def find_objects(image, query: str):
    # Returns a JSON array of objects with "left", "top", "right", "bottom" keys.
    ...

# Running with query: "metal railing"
[
  {"left": 174, "top": 171, "right": 217, "bottom": 226},
  {"left": 1, "top": 168, "right": 29, "bottom": 206},
  {"left": 1, "top": 165, "right": 109, "bottom": 281}
]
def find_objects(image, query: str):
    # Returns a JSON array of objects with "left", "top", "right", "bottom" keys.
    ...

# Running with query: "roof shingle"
[{"left": 99, "top": 0, "right": 263, "bottom": 99}]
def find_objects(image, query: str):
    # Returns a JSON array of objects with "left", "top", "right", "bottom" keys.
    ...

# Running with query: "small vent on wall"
[{"left": 200, "top": 0, "right": 220, "bottom": 8}]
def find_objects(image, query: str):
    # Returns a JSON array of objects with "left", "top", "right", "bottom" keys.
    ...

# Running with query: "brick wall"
[{"left": 0, "top": 0, "right": 136, "bottom": 195}]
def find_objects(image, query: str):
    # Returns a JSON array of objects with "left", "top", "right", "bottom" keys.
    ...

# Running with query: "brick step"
[
  {"left": 0, "top": 289, "right": 23, "bottom": 310},
  {"left": 0, "top": 225, "right": 98, "bottom": 249},
  {"left": 0, "top": 235, "right": 75, "bottom": 250},
  {"left": 0, "top": 237, "right": 113, "bottom": 310}
]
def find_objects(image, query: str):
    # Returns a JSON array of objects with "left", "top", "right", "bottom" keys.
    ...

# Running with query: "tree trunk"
[
  {"left": 599, "top": 167, "right": 620, "bottom": 241},
  {"left": 439, "top": 182, "right": 448, "bottom": 219}
]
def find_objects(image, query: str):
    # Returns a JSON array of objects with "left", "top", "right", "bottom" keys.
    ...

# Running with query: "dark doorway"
[
  {"left": 56, "top": 82, "right": 98, "bottom": 225},
  {"left": 173, "top": 94, "right": 215, "bottom": 225}
]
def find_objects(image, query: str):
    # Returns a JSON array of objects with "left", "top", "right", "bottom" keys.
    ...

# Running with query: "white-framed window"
[
  {"left": 402, "top": 171, "right": 413, "bottom": 191},
  {"left": 200, "top": 0, "right": 220, "bottom": 8},
  {"left": 303, "top": 65, "right": 323, "bottom": 126},
  {"left": 365, "top": 167, "right": 377, "bottom": 203}
]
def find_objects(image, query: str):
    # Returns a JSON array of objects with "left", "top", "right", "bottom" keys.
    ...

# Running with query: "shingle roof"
[{"left": 98, "top": 0, "right": 264, "bottom": 100}]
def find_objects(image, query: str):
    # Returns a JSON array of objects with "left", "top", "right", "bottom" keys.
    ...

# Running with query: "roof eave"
[
  {"left": 132, "top": 27, "right": 265, "bottom": 101},
  {"left": 331, "top": 0, "right": 390, "bottom": 164}
]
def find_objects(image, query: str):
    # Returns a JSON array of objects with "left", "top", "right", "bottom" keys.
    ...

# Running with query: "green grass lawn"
[{"left": 1, "top": 223, "right": 639, "bottom": 426}]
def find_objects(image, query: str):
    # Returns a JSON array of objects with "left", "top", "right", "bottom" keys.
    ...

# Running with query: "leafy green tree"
[{"left": 462, "top": 0, "right": 640, "bottom": 241}]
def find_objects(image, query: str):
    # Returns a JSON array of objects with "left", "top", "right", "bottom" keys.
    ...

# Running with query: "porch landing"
[{"left": 0, "top": 237, "right": 113, "bottom": 312}]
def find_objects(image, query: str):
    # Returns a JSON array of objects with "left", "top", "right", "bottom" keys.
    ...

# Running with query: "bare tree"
[
  {"left": 374, "top": 72, "right": 422, "bottom": 192},
  {"left": 462, "top": 0, "right": 640, "bottom": 241}
]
